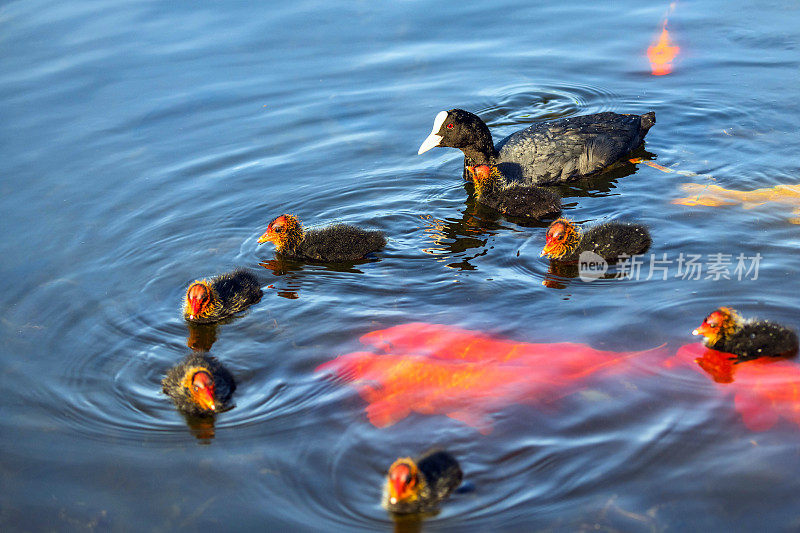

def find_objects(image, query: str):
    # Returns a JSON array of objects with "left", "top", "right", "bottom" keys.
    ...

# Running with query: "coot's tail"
[{"left": 640, "top": 111, "right": 656, "bottom": 132}]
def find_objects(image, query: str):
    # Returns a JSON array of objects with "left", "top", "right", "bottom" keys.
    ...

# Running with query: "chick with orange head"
[
  {"left": 258, "top": 213, "right": 385, "bottom": 262},
  {"left": 541, "top": 217, "right": 651, "bottom": 262},
  {"left": 693, "top": 307, "right": 798, "bottom": 362},
  {"left": 183, "top": 269, "right": 262, "bottom": 324},
  {"left": 161, "top": 353, "right": 236, "bottom": 417},
  {"left": 466, "top": 164, "right": 561, "bottom": 219},
  {"left": 382, "top": 450, "right": 462, "bottom": 515}
]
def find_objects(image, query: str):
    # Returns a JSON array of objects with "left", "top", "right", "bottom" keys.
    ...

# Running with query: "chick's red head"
[
  {"left": 189, "top": 370, "right": 216, "bottom": 412},
  {"left": 258, "top": 215, "right": 287, "bottom": 244},
  {"left": 257, "top": 214, "right": 302, "bottom": 250},
  {"left": 541, "top": 218, "right": 579, "bottom": 259},
  {"left": 693, "top": 307, "right": 738, "bottom": 343},
  {"left": 185, "top": 282, "right": 211, "bottom": 320},
  {"left": 467, "top": 165, "right": 492, "bottom": 183},
  {"left": 386, "top": 458, "right": 420, "bottom": 505}
]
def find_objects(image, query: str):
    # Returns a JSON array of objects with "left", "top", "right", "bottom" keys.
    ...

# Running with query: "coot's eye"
[{"left": 447, "top": 123, "right": 454, "bottom": 129}]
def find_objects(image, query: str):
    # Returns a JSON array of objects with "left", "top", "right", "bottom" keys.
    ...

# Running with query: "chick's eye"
[{"left": 447, "top": 123, "right": 454, "bottom": 129}]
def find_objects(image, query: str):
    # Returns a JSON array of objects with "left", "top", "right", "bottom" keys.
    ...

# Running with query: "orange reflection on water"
[
  {"left": 647, "top": 3, "right": 679, "bottom": 76},
  {"left": 317, "top": 323, "right": 661, "bottom": 433},
  {"left": 673, "top": 182, "right": 800, "bottom": 224},
  {"left": 666, "top": 343, "right": 800, "bottom": 431}
]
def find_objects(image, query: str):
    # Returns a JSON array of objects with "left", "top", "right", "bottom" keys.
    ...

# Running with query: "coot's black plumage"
[
  {"left": 541, "top": 218, "right": 651, "bottom": 262},
  {"left": 467, "top": 164, "right": 561, "bottom": 219},
  {"left": 693, "top": 307, "right": 799, "bottom": 362},
  {"left": 419, "top": 108, "right": 656, "bottom": 185},
  {"left": 382, "top": 450, "right": 462, "bottom": 515},
  {"left": 183, "top": 269, "right": 262, "bottom": 323},
  {"left": 161, "top": 353, "right": 236, "bottom": 417},
  {"left": 258, "top": 214, "right": 386, "bottom": 262}
]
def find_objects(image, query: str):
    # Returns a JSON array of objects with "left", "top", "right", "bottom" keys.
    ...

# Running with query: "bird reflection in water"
[
  {"left": 389, "top": 513, "right": 425, "bottom": 533},
  {"left": 540, "top": 253, "right": 641, "bottom": 289},
  {"left": 258, "top": 258, "right": 303, "bottom": 299},
  {"left": 181, "top": 413, "right": 217, "bottom": 442},
  {"left": 187, "top": 322, "right": 218, "bottom": 352},
  {"left": 542, "top": 260, "right": 581, "bottom": 289},
  {"left": 258, "top": 257, "right": 372, "bottom": 299},
  {"left": 419, "top": 208, "right": 504, "bottom": 271}
]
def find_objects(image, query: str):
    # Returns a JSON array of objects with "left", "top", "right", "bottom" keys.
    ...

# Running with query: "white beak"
[
  {"left": 691, "top": 329, "right": 699, "bottom": 335},
  {"left": 418, "top": 133, "right": 442, "bottom": 154},
  {"left": 417, "top": 110, "right": 448, "bottom": 155}
]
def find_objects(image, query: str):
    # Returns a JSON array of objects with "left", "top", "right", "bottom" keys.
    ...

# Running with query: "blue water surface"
[{"left": 2, "top": 0, "right": 800, "bottom": 530}]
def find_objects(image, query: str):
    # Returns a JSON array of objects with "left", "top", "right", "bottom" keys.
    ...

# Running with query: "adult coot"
[
  {"left": 257, "top": 214, "right": 386, "bottom": 262},
  {"left": 381, "top": 450, "right": 462, "bottom": 515},
  {"left": 693, "top": 307, "right": 799, "bottom": 362},
  {"left": 419, "top": 108, "right": 656, "bottom": 185}
]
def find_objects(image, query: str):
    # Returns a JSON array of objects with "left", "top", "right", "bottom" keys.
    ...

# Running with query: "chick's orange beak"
[
  {"left": 188, "top": 298, "right": 204, "bottom": 318},
  {"left": 390, "top": 478, "right": 405, "bottom": 504},
  {"left": 191, "top": 372, "right": 216, "bottom": 411},
  {"left": 692, "top": 322, "right": 712, "bottom": 337},
  {"left": 185, "top": 284, "right": 208, "bottom": 319},
  {"left": 195, "top": 386, "right": 215, "bottom": 411},
  {"left": 257, "top": 230, "right": 275, "bottom": 245},
  {"left": 540, "top": 237, "right": 556, "bottom": 257}
]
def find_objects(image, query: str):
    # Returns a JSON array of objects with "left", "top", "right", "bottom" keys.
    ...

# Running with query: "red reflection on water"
[
  {"left": 665, "top": 343, "right": 800, "bottom": 431},
  {"left": 316, "top": 323, "right": 661, "bottom": 433},
  {"left": 647, "top": 5, "right": 679, "bottom": 76}
]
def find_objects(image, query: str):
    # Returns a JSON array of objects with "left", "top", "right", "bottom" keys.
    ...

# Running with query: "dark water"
[{"left": 3, "top": 0, "right": 800, "bottom": 530}]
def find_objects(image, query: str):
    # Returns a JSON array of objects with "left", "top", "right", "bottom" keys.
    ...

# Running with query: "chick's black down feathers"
[
  {"left": 417, "top": 450, "right": 463, "bottom": 505},
  {"left": 706, "top": 321, "right": 799, "bottom": 362},
  {"left": 478, "top": 183, "right": 561, "bottom": 219},
  {"left": 382, "top": 450, "right": 462, "bottom": 515},
  {"left": 287, "top": 225, "right": 387, "bottom": 262},
  {"left": 576, "top": 222, "right": 652, "bottom": 261},
  {"left": 549, "top": 221, "right": 651, "bottom": 262},
  {"left": 211, "top": 269, "right": 262, "bottom": 313}
]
